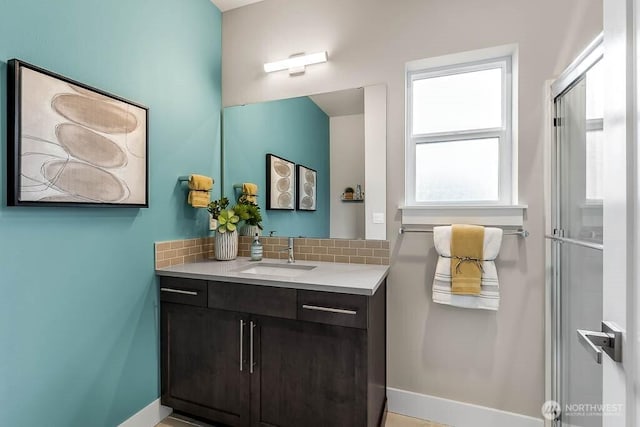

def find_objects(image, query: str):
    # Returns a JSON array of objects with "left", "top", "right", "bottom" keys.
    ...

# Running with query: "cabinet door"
[
  {"left": 161, "top": 303, "right": 250, "bottom": 426},
  {"left": 250, "top": 316, "right": 367, "bottom": 427}
]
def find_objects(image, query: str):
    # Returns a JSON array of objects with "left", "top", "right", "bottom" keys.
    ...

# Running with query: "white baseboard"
[
  {"left": 120, "top": 389, "right": 543, "bottom": 427},
  {"left": 118, "top": 398, "right": 172, "bottom": 427},
  {"left": 387, "top": 387, "right": 544, "bottom": 427}
]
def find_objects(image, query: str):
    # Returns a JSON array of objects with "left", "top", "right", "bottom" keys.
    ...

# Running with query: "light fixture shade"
[{"left": 264, "top": 51, "right": 328, "bottom": 74}]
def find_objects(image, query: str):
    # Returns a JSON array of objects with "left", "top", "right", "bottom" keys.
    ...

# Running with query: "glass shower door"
[{"left": 551, "top": 58, "right": 604, "bottom": 427}]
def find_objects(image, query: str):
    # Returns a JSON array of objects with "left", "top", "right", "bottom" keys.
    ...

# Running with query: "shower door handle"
[{"left": 577, "top": 321, "right": 622, "bottom": 364}]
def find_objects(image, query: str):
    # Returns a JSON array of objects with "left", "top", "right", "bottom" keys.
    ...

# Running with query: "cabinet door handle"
[
  {"left": 160, "top": 287, "right": 198, "bottom": 296},
  {"left": 250, "top": 321, "right": 256, "bottom": 374},
  {"left": 302, "top": 304, "right": 357, "bottom": 315},
  {"left": 239, "top": 319, "right": 245, "bottom": 372}
]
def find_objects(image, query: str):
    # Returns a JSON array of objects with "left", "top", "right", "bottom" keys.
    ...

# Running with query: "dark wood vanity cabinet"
[
  {"left": 159, "top": 276, "right": 387, "bottom": 427},
  {"left": 160, "top": 278, "right": 250, "bottom": 425}
]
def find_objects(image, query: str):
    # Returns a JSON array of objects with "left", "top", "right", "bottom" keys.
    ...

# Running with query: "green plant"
[
  {"left": 217, "top": 209, "right": 239, "bottom": 233},
  {"left": 208, "top": 195, "right": 263, "bottom": 233},
  {"left": 234, "top": 203, "right": 263, "bottom": 229},
  {"left": 208, "top": 197, "right": 229, "bottom": 219},
  {"left": 235, "top": 193, "right": 263, "bottom": 230}
]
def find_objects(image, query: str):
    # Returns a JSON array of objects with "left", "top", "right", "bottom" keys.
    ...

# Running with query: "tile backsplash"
[
  {"left": 238, "top": 236, "right": 390, "bottom": 265},
  {"left": 155, "top": 236, "right": 389, "bottom": 269},
  {"left": 155, "top": 237, "right": 214, "bottom": 269}
]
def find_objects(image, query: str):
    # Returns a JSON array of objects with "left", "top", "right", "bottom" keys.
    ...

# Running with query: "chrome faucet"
[{"left": 278, "top": 237, "right": 295, "bottom": 263}]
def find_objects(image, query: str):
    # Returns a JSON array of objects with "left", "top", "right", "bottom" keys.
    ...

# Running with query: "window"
[{"left": 406, "top": 53, "right": 514, "bottom": 206}]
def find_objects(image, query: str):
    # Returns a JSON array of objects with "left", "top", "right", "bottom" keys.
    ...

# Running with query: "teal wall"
[
  {"left": 0, "top": 0, "right": 221, "bottom": 425},
  {"left": 223, "top": 97, "right": 330, "bottom": 237}
]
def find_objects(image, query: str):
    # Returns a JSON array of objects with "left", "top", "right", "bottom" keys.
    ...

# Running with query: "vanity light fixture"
[{"left": 263, "top": 51, "right": 328, "bottom": 75}]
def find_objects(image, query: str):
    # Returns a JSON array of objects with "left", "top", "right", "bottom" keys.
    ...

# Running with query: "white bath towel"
[{"left": 432, "top": 226, "right": 503, "bottom": 311}]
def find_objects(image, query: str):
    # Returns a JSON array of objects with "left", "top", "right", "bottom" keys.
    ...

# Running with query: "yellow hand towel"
[
  {"left": 242, "top": 183, "right": 258, "bottom": 203},
  {"left": 186, "top": 174, "right": 213, "bottom": 208},
  {"left": 450, "top": 224, "right": 485, "bottom": 295},
  {"left": 188, "top": 174, "right": 213, "bottom": 191},
  {"left": 188, "top": 190, "right": 210, "bottom": 208}
]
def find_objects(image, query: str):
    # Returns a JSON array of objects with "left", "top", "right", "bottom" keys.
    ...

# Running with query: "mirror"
[{"left": 222, "top": 85, "right": 386, "bottom": 240}]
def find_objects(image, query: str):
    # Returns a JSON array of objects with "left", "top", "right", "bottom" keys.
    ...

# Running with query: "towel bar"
[
  {"left": 399, "top": 226, "right": 529, "bottom": 237},
  {"left": 233, "top": 184, "right": 259, "bottom": 198},
  {"left": 544, "top": 234, "right": 602, "bottom": 251},
  {"left": 178, "top": 175, "right": 214, "bottom": 188}
]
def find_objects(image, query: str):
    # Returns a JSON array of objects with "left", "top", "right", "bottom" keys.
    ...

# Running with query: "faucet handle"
[{"left": 269, "top": 230, "right": 276, "bottom": 237}]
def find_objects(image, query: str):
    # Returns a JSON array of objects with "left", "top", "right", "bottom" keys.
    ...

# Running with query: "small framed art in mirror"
[
  {"left": 296, "top": 164, "right": 316, "bottom": 211},
  {"left": 266, "top": 153, "right": 295, "bottom": 210}
]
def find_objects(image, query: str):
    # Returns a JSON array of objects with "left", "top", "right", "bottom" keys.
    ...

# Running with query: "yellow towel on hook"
[
  {"left": 188, "top": 174, "right": 213, "bottom": 191},
  {"left": 187, "top": 174, "right": 213, "bottom": 208},
  {"left": 188, "top": 190, "right": 210, "bottom": 208},
  {"left": 243, "top": 183, "right": 258, "bottom": 203},
  {"left": 450, "top": 224, "right": 485, "bottom": 295}
]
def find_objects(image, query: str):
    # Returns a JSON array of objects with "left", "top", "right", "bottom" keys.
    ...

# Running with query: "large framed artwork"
[
  {"left": 7, "top": 59, "right": 149, "bottom": 207},
  {"left": 296, "top": 164, "right": 316, "bottom": 211},
  {"left": 266, "top": 153, "right": 295, "bottom": 210}
]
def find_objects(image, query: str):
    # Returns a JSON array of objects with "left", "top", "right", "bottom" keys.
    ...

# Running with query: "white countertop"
[{"left": 156, "top": 258, "right": 389, "bottom": 296}]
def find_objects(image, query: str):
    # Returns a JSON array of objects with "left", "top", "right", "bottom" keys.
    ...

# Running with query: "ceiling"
[
  {"left": 211, "top": 0, "right": 265, "bottom": 12},
  {"left": 309, "top": 88, "right": 365, "bottom": 117}
]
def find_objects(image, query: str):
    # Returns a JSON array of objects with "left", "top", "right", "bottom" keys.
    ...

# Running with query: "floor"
[{"left": 157, "top": 412, "right": 450, "bottom": 427}]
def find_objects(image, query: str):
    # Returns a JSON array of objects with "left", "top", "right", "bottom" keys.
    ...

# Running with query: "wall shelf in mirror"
[{"left": 341, "top": 196, "right": 364, "bottom": 202}]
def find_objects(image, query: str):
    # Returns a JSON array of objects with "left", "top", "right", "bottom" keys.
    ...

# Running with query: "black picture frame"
[
  {"left": 296, "top": 164, "right": 317, "bottom": 211},
  {"left": 265, "top": 153, "right": 295, "bottom": 210},
  {"left": 7, "top": 59, "right": 149, "bottom": 207}
]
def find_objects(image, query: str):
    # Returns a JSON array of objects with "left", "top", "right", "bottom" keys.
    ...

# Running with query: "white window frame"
[{"left": 402, "top": 45, "right": 525, "bottom": 226}]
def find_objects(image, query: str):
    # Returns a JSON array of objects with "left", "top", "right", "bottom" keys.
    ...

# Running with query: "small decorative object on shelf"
[
  {"left": 343, "top": 187, "right": 354, "bottom": 200},
  {"left": 341, "top": 185, "right": 364, "bottom": 202}
]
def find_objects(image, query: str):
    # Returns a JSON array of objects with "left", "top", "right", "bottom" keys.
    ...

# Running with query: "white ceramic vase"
[
  {"left": 240, "top": 224, "right": 261, "bottom": 237},
  {"left": 215, "top": 230, "right": 238, "bottom": 261}
]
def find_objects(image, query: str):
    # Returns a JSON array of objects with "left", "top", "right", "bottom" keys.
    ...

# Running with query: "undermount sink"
[{"left": 236, "top": 262, "right": 316, "bottom": 278}]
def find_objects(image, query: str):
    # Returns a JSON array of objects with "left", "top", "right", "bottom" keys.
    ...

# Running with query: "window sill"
[{"left": 399, "top": 204, "right": 527, "bottom": 226}]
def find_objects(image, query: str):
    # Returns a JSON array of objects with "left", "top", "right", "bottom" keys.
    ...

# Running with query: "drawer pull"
[
  {"left": 250, "top": 321, "right": 256, "bottom": 374},
  {"left": 239, "top": 320, "right": 245, "bottom": 371},
  {"left": 160, "top": 287, "right": 198, "bottom": 296},
  {"left": 302, "top": 304, "right": 357, "bottom": 315}
]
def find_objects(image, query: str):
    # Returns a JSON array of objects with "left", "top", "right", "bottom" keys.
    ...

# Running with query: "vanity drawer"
[
  {"left": 159, "top": 277, "right": 208, "bottom": 307},
  {"left": 297, "top": 290, "right": 368, "bottom": 329},
  {"left": 208, "top": 281, "right": 297, "bottom": 320}
]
